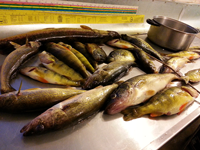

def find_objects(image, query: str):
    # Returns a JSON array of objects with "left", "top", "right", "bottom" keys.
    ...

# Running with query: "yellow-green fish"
[
  {"left": 122, "top": 86, "right": 199, "bottom": 121},
  {"left": 85, "top": 43, "right": 107, "bottom": 63},
  {"left": 121, "top": 34, "right": 164, "bottom": 61},
  {"left": 166, "top": 51, "right": 200, "bottom": 60},
  {"left": 0, "top": 87, "right": 85, "bottom": 112},
  {"left": 46, "top": 42, "right": 90, "bottom": 78},
  {"left": 20, "top": 83, "right": 118, "bottom": 136},
  {"left": 107, "top": 49, "right": 135, "bottom": 62},
  {"left": 58, "top": 42, "right": 95, "bottom": 73},
  {"left": 39, "top": 51, "right": 83, "bottom": 81},
  {"left": 159, "top": 57, "right": 189, "bottom": 73},
  {"left": 20, "top": 66, "right": 81, "bottom": 87},
  {"left": 182, "top": 69, "right": 200, "bottom": 83},
  {"left": 105, "top": 73, "right": 179, "bottom": 115},
  {"left": 1, "top": 41, "right": 41, "bottom": 94},
  {"left": 107, "top": 39, "right": 136, "bottom": 49}
]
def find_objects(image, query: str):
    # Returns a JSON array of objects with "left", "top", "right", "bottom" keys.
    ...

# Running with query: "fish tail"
[
  {"left": 121, "top": 107, "right": 142, "bottom": 121},
  {"left": 181, "top": 76, "right": 190, "bottom": 84}
]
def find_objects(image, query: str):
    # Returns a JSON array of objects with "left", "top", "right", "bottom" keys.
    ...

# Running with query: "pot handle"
[{"left": 146, "top": 19, "right": 160, "bottom": 26}]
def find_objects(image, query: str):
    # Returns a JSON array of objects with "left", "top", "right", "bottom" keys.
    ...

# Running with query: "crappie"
[
  {"left": 1, "top": 41, "right": 41, "bottom": 94},
  {"left": 182, "top": 69, "right": 200, "bottom": 83},
  {"left": 0, "top": 88, "right": 85, "bottom": 112},
  {"left": 39, "top": 51, "right": 83, "bottom": 81},
  {"left": 106, "top": 39, "right": 136, "bottom": 49},
  {"left": 159, "top": 57, "right": 189, "bottom": 73},
  {"left": 20, "top": 66, "right": 81, "bottom": 87},
  {"left": 20, "top": 84, "right": 118, "bottom": 136},
  {"left": 107, "top": 49, "right": 135, "bottom": 62},
  {"left": 83, "top": 61, "right": 134, "bottom": 89},
  {"left": 105, "top": 73, "right": 179, "bottom": 115},
  {"left": 121, "top": 34, "right": 164, "bottom": 61},
  {"left": 86, "top": 43, "right": 107, "bottom": 63},
  {"left": 122, "top": 86, "right": 199, "bottom": 121},
  {"left": 58, "top": 42, "right": 95, "bottom": 73},
  {"left": 166, "top": 51, "right": 200, "bottom": 60}
]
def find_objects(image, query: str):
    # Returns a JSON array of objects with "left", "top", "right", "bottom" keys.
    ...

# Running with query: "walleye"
[
  {"left": 83, "top": 61, "right": 134, "bottom": 89},
  {"left": 73, "top": 42, "right": 98, "bottom": 69},
  {"left": 122, "top": 86, "right": 198, "bottom": 121},
  {"left": 0, "top": 26, "right": 120, "bottom": 54},
  {"left": 159, "top": 57, "right": 189, "bottom": 73},
  {"left": 1, "top": 41, "right": 41, "bottom": 94},
  {"left": 107, "top": 49, "right": 135, "bottom": 62},
  {"left": 58, "top": 42, "right": 95, "bottom": 73},
  {"left": 106, "top": 39, "right": 136, "bottom": 49},
  {"left": 105, "top": 73, "right": 179, "bottom": 115},
  {"left": 20, "top": 84, "right": 118, "bottom": 136},
  {"left": 39, "top": 51, "right": 84, "bottom": 81},
  {"left": 20, "top": 66, "right": 81, "bottom": 87},
  {"left": 46, "top": 42, "right": 90, "bottom": 78},
  {"left": 182, "top": 69, "right": 200, "bottom": 83},
  {"left": 86, "top": 43, "right": 107, "bottom": 63},
  {"left": 166, "top": 51, "right": 200, "bottom": 60},
  {"left": 0, "top": 87, "right": 85, "bottom": 112},
  {"left": 121, "top": 34, "right": 164, "bottom": 61}
]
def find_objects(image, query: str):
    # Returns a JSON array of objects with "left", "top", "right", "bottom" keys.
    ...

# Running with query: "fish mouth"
[{"left": 105, "top": 102, "right": 127, "bottom": 115}]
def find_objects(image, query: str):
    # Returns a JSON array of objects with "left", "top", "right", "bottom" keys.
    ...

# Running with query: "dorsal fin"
[{"left": 10, "top": 41, "right": 21, "bottom": 49}]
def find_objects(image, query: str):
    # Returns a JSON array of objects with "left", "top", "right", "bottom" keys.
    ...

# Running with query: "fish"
[
  {"left": 0, "top": 26, "right": 120, "bottom": 54},
  {"left": 107, "top": 49, "right": 135, "bottom": 63},
  {"left": 20, "top": 83, "right": 118, "bottom": 136},
  {"left": 181, "top": 69, "right": 200, "bottom": 83},
  {"left": 122, "top": 86, "right": 199, "bottom": 121},
  {"left": 166, "top": 51, "right": 200, "bottom": 60},
  {"left": 121, "top": 34, "right": 164, "bottom": 61},
  {"left": 83, "top": 61, "right": 134, "bottom": 89},
  {"left": 105, "top": 73, "right": 179, "bottom": 115},
  {"left": 0, "top": 41, "right": 41, "bottom": 94},
  {"left": 106, "top": 39, "right": 136, "bottom": 49},
  {"left": 20, "top": 66, "right": 81, "bottom": 87},
  {"left": 188, "top": 46, "right": 200, "bottom": 53},
  {"left": 39, "top": 51, "right": 84, "bottom": 81},
  {"left": 159, "top": 57, "right": 189, "bottom": 73},
  {"left": 58, "top": 42, "right": 95, "bottom": 73},
  {"left": 0, "top": 87, "right": 85, "bottom": 112},
  {"left": 85, "top": 43, "right": 107, "bottom": 63},
  {"left": 46, "top": 42, "right": 90, "bottom": 78},
  {"left": 131, "top": 47, "right": 158, "bottom": 74}
]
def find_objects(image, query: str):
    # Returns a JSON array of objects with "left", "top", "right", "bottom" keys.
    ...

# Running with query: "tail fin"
[{"left": 121, "top": 107, "right": 141, "bottom": 121}]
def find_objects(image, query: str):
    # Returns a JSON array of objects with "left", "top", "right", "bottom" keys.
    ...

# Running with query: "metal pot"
[{"left": 146, "top": 16, "right": 199, "bottom": 51}]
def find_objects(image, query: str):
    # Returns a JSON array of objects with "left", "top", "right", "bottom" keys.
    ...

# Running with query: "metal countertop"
[{"left": 0, "top": 25, "right": 200, "bottom": 150}]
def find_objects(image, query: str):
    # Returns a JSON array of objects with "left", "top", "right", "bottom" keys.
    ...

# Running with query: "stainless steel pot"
[{"left": 146, "top": 16, "right": 199, "bottom": 51}]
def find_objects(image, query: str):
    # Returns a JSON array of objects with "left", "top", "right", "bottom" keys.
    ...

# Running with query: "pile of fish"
[{"left": 0, "top": 25, "right": 200, "bottom": 136}]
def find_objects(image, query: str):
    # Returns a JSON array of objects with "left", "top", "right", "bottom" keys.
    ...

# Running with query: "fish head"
[
  {"left": 39, "top": 51, "right": 54, "bottom": 64},
  {"left": 105, "top": 83, "right": 135, "bottom": 115},
  {"left": 82, "top": 72, "right": 103, "bottom": 89}
]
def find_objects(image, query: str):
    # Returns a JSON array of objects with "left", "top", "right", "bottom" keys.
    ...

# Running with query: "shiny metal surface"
[
  {"left": 1, "top": 24, "right": 200, "bottom": 150},
  {"left": 147, "top": 16, "right": 199, "bottom": 51}
]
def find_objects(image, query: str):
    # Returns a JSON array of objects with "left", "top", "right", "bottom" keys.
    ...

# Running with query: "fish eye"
[{"left": 110, "top": 93, "right": 117, "bottom": 99}]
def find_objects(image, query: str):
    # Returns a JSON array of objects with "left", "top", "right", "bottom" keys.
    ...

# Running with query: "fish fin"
[
  {"left": 9, "top": 41, "right": 21, "bottom": 49},
  {"left": 181, "top": 86, "right": 199, "bottom": 98},
  {"left": 121, "top": 108, "right": 140, "bottom": 121},
  {"left": 17, "top": 80, "right": 23, "bottom": 96},
  {"left": 24, "top": 88, "right": 41, "bottom": 91},
  {"left": 25, "top": 36, "right": 29, "bottom": 47},
  {"left": 178, "top": 102, "right": 189, "bottom": 115},
  {"left": 80, "top": 25, "right": 94, "bottom": 31},
  {"left": 150, "top": 112, "right": 163, "bottom": 118}
]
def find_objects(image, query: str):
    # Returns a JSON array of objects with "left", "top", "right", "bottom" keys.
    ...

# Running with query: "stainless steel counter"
[{"left": 0, "top": 25, "right": 200, "bottom": 150}]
